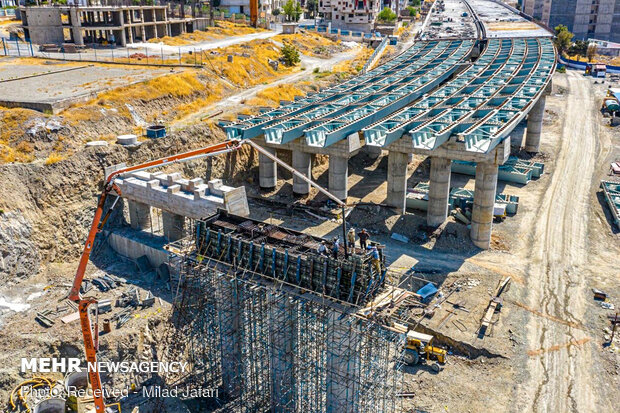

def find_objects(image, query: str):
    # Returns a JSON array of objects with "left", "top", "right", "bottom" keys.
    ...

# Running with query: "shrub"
[
  {"left": 281, "top": 43, "right": 300, "bottom": 66},
  {"left": 45, "top": 153, "right": 64, "bottom": 165},
  {"left": 378, "top": 7, "right": 397, "bottom": 22}
]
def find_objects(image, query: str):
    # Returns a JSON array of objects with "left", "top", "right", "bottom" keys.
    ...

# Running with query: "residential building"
[
  {"left": 318, "top": 0, "right": 383, "bottom": 31},
  {"left": 521, "top": 0, "right": 620, "bottom": 42}
]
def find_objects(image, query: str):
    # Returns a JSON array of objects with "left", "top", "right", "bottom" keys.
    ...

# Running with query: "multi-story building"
[
  {"left": 20, "top": 4, "right": 210, "bottom": 47},
  {"left": 319, "top": 0, "right": 383, "bottom": 31},
  {"left": 521, "top": 0, "right": 620, "bottom": 42}
]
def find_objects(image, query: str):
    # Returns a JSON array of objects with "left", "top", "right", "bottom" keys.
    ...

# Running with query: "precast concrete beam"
[
  {"left": 387, "top": 151, "right": 408, "bottom": 213},
  {"left": 524, "top": 95, "right": 545, "bottom": 152},
  {"left": 162, "top": 210, "right": 185, "bottom": 241},
  {"left": 427, "top": 157, "right": 451, "bottom": 226},
  {"left": 128, "top": 200, "right": 151, "bottom": 230},
  {"left": 292, "top": 150, "right": 312, "bottom": 195},
  {"left": 328, "top": 156, "right": 348, "bottom": 200},
  {"left": 259, "top": 146, "right": 277, "bottom": 189},
  {"left": 470, "top": 162, "right": 499, "bottom": 249}
]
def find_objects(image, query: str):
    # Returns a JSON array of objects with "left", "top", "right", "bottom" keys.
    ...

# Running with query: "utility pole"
[{"left": 608, "top": 312, "right": 619, "bottom": 346}]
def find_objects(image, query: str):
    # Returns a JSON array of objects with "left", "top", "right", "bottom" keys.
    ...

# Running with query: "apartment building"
[
  {"left": 319, "top": 0, "right": 382, "bottom": 31},
  {"left": 521, "top": 0, "right": 620, "bottom": 42}
]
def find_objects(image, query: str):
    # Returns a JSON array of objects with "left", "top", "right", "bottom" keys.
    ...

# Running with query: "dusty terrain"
[{"left": 0, "top": 19, "right": 619, "bottom": 413}]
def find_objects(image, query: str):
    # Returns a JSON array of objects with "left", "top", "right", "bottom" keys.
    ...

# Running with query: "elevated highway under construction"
[
  {"left": 222, "top": 0, "right": 556, "bottom": 249},
  {"left": 149, "top": 1, "right": 561, "bottom": 413}
]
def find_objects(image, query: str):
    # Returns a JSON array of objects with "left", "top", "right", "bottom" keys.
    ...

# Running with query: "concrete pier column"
[
  {"left": 470, "top": 162, "right": 499, "bottom": 249},
  {"left": 259, "top": 147, "right": 277, "bottom": 189},
  {"left": 118, "top": 10, "right": 126, "bottom": 46},
  {"left": 525, "top": 95, "right": 546, "bottom": 152},
  {"left": 162, "top": 210, "right": 185, "bottom": 241},
  {"left": 69, "top": 8, "right": 84, "bottom": 46},
  {"left": 363, "top": 144, "right": 382, "bottom": 159},
  {"left": 386, "top": 151, "right": 408, "bottom": 213},
  {"left": 328, "top": 156, "right": 348, "bottom": 200},
  {"left": 292, "top": 150, "right": 311, "bottom": 195},
  {"left": 427, "top": 157, "right": 452, "bottom": 226},
  {"left": 128, "top": 200, "right": 151, "bottom": 230}
]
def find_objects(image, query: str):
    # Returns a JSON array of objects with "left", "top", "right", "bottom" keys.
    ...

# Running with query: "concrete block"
[
  {"left": 146, "top": 180, "right": 160, "bottom": 189},
  {"left": 165, "top": 173, "right": 182, "bottom": 185},
  {"left": 208, "top": 179, "right": 224, "bottom": 196},
  {"left": 193, "top": 188, "right": 206, "bottom": 200},
  {"left": 167, "top": 184, "right": 181, "bottom": 194},
  {"left": 187, "top": 178, "right": 204, "bottom": 191}
]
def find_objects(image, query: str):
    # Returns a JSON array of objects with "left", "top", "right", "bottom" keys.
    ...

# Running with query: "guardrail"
[
  {"left": 558, "top": 55, "right": 620, "bottom": 74},
  {"left": 298, "top": 24, "right": 385, "bottom": 42}
]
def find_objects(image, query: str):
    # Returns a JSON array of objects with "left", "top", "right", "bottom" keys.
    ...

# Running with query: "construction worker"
[
  {"left": 317, "top": 240, "right": 328, "bottom": 256},
  {"left": 347, "top": 227, "right": 356, "bottom": 254},
  {"left": 369, "top": 245, "right": 381, "bottom": 274},
  {"left": 358, "top": 228, "right": 369, "bottom": 250},
  {"left": 332, "top": 237, "right": 340, "bottom": 259}
]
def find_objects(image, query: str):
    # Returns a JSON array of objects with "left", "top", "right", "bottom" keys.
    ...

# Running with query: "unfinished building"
[
  {"left": 20, "top": 4, "right": 210, "bottom": 47},
  {"left": 159, "top": 210, "right": 408, "bottom": 412}
]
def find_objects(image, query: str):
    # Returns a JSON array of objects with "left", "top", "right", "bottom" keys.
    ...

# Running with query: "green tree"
[
  {"left": 409, "top": 0, "right": 421, "bottom": 6},
  {"left": 553, "top": 25, "right": 573, "bottom": 56},
  {"left": 306, "top": 0, "right": 317, "bottom": 18},
  {"left": 406, "top": 5, "right": 417, "bottom": 16},
  {"left": 568, "top": 39, "right": 588, "bottom": 56},
  {"left": 283, "top": 0, "right": 295, "bottom": 21},
  {"left": 294, "top": 1, "right": 303, "bottom": 21},
  {"left": 377, "top": 7, "right": 397, "bottom": 22},
  {"left": 281, "top": 43, "right": 301, "bottom": 66},
  {"left": 272, "top": 8, "right": 281, "bottom": 17}
]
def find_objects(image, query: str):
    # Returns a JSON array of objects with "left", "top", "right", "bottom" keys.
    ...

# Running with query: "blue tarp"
[{"left": 416, "top": 282, "right": 438, "bottom": 300}]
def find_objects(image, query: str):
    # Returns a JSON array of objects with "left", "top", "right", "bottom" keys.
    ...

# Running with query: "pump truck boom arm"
[{"left": 67, "top": 139, "right": 346, "bottom": 413}]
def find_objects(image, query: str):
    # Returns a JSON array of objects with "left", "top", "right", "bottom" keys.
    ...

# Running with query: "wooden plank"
[{"left": 61, "top": 312, "right": 80, "bottom": 324}]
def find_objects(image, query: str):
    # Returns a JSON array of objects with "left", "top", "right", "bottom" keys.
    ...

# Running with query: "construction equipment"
[
  {"left": 67, "top": 139, "right": 347, "bottom": 412},
  {"left": 402, "top": 330, "right": 447, "bottom": 372}
]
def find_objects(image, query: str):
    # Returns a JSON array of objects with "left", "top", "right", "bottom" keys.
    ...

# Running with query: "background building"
[
  {"left": 521, "top": 0, "right": 620, "bottom": 42},
  {"left": 318, "top": 0, "right": 383, "bottom": 31}
]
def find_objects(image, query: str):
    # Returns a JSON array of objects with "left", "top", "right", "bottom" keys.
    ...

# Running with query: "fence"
[
  {"left": 298, "top": 24, "right": 385, "bottom": 42},
  {"left": 1, "top": 37, "right": 206, "bottom": 67}
]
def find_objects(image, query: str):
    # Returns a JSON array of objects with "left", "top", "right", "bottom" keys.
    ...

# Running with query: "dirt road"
[{"left": 517, "top": 71, "right": 603, "bottom": 412}]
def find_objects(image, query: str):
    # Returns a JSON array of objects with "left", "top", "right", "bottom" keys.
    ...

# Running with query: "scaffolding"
[{"left": 158, "top": 212, "right": 406, "bottom": 412}]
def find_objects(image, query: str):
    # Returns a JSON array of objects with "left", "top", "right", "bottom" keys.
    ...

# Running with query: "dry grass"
[
  {"left": 245, "top": 84, "right": 306, "bottom": 107},
  {"left": 273, "top": 33, "right": 340, "bottom": 57},
  {"left": 44, "top": 152, "right": 65, "bottom": 165},
  {"left": 332, "top": 46, "right": 372, "bottom": 75},
  {"left": 96, "top": 71, "right": 206, "bottom": 103},
  {"left": 148, "top": 21, "right": 266, "bottom": 46}
]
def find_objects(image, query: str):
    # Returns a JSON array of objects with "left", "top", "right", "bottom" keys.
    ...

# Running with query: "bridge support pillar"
[
  {"left": 259, "top": 147, "right": 277, "bottom": 189},
  {"left": 427, "top": 157, "right": 451, "bottom": 227},
  {"left": 387, "top": 150, "right": 408, "bottom": 213},
  {"left": 162, "top": 210, "right": 185, "bottom": 241},
  {"left": 525, "top": 95, "right": 546, "bottom": 152},
  {"left": 292, "top": 150, "right": 311, "bottom": 195},
  {"left": 128, "top": 200, "right": 151, "bottom": 230},
  {"left": 470, "top": 162, "right": 498, "bottom": 249},
  {"left": 328, "top": 156, "right": 348, "bottom": 200}
]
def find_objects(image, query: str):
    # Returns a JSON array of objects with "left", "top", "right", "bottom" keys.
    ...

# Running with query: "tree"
[
  {"left": 586, "top": 44, "right": 598, "bottom": 62},
  {"left": 272, "top": 8, "right": 281, "bottom": 17},
  {"left": 409, "top": 0, "right": 421, "bottom": 6},
  {"left": 377, "top": 7, "right": 397, "bottom": 22},
  {"left": 294, "top": 1, "right": 303, "bottom": 21},
  {"left": 306, "top": 0, "right": 317, "bottom": 18},
  {"left": 568, "top": 39, "right": 588, "bottom": 56},
  {"left": 553, "top": 25, "right": 573, "bottom": 56},
  {"left": 281, "top": 43, "right": 301, "bottom": 66},
  {"left": 406, "top": 5, "right": 417, "bottom": 17},
  {"left": 283, "top": 0, "right": 295, "bottom": 21}
]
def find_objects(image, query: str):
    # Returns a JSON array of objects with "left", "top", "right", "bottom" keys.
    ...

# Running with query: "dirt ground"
[{"left": 0, "top": 25, "right": 619, "bottom": 412}]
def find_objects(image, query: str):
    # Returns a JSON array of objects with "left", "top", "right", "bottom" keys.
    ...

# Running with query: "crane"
[{"left": 68, "top": 139, "right": 346, "bottom": 412}]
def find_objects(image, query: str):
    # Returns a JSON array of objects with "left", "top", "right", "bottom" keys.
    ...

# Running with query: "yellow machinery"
[{"left": 403, "top": 330, "right": 447, "bottom": 372}]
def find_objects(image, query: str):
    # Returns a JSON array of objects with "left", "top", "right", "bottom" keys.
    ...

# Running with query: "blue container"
[{"left": 146, "top": 125, "right": 166, "bottom": 139}]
